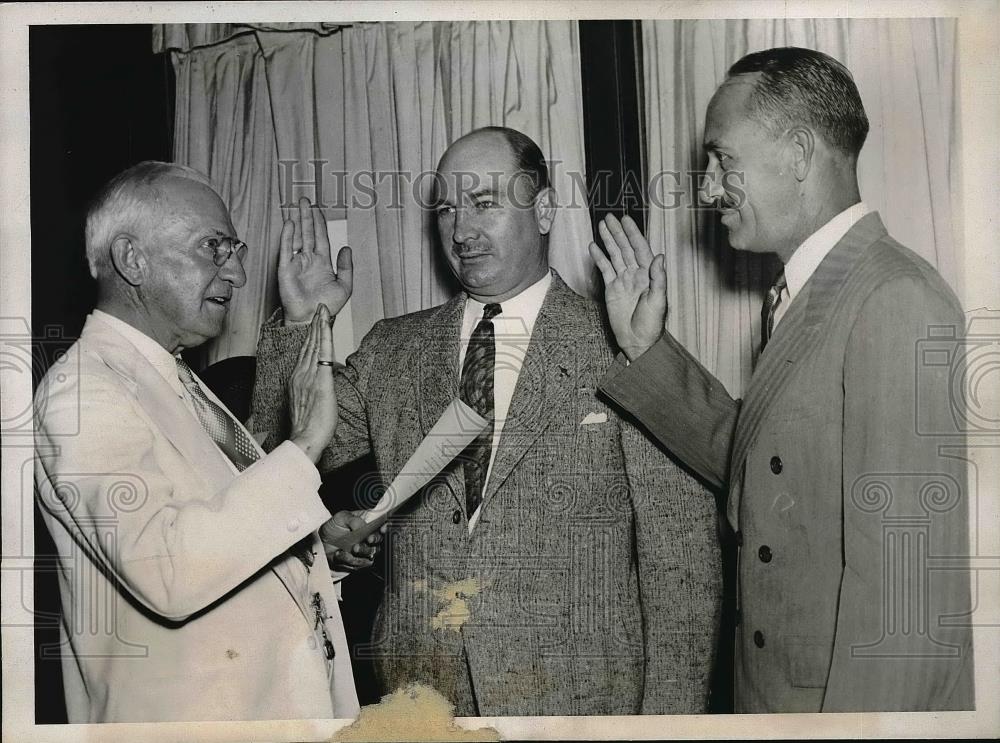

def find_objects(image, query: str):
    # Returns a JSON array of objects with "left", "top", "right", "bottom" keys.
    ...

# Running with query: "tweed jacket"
[
  {"left": 600, "top": 214, "right": 974, "bottom": 712},
  {"left": 253, "top": 271, "right": 722, "bottom": 716},
  {"left": 33, "top": 313, "right": 359, "bottom": 722}
]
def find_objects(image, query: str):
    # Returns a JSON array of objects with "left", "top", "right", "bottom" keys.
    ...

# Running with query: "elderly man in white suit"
[{"left": 33, "top": 161, "right": 373, "bottom": 722}]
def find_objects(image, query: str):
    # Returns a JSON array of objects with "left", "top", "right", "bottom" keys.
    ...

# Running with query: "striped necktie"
[
  {"left": 175, "top": 357, "right": 260, "bottom": 472},
  {"left": 760, "top": 271, "right": 787, "bottom": 352},
  {"left": 459, "top": 302, "right": 502, "bottom": 517}
]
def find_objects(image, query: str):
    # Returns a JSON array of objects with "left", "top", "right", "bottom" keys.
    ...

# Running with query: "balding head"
[{"left": 85, "top": 161, "right": 214, "bottom": 280}]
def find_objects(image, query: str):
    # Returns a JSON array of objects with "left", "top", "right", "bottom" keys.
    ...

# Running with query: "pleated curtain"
[{"left": 158, "top": 21, "right": 592, "bottom": 365}]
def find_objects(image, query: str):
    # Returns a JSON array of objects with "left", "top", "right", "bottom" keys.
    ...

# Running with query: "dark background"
[{"left": 30, "top": 22, "right": 735, "bottom": 723}]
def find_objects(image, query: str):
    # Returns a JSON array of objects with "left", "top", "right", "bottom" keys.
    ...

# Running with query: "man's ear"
[
  {"left": 109, "top": 235, "right": 147, "bottom": 286},
  {"left": 788, "top": 127, "right": 814, "bottom": 182},
  {"left": 534, "top": 187, "right": 556, "bottom": 236}
]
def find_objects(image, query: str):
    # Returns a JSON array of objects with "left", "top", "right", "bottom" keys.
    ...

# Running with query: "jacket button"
[
  {"left": 753, "top": 630, "right": 765, "bottom": 648},
  {"left": 770, "top": 456, "right": 783, "bottom": 474},
  {"left": 758, "top": 545, "right": 772, "bottom": 563},
  {"left": 452, "top": 509, "right": 462, "bottom": 524}
]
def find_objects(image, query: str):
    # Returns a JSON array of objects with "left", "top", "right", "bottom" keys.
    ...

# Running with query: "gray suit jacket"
[
  {"left": 600, "top": 214, "right": 974, "bottom": 712},
  {"left": 253, "top": 272, "right": 722, "bottom": 715}
]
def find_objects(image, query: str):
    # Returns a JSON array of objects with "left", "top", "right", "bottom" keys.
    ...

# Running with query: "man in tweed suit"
[
  {"left": 590, "top": 47, "right": 974, "bottom": 711},
  {"left": 252, "top": 126, "right": 722, "bottom": 715}
]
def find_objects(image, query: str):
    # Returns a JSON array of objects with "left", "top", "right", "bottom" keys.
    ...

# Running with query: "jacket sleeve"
[
  {"left": 621, "top": 417, "right": 723, "bottom": 713},
  {"left": 251, "top": 310, "right": 382, "bottom": 471},
  {"left": 598, "top": 331, "right": 740, "bottom": 490},
  {"left": 823, "top": 275, "right": 974, "bottom": 711},
  {"left": 34, "top": 369, "right": 330, "bottom": 622}
]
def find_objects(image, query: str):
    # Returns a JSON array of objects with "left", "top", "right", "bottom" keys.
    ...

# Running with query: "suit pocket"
[{"left": 785, "top": 635, "right": 832, "bottom": 688}]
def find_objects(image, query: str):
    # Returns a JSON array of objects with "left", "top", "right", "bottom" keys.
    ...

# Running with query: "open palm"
[
  {"left": 278, "top": 197, "right": 354, "bottom": 324},
  {"left": 588, "top": 214, "right": 668, "bottom": 361}
]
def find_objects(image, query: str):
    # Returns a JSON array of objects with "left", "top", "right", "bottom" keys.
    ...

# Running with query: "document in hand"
[{"left": 326, "top": 398, "right": 488, "bottom": 550}]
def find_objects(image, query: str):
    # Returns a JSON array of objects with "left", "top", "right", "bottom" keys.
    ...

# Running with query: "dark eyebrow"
[
  {"left": 435, "top": 186, "right": 499, "bottom": 208},
  {"left": 467, "top": 187, "right": 498, "bottom": 200},
  {"left": 703, "top": 138, "right": 721, "bottom": 153}
]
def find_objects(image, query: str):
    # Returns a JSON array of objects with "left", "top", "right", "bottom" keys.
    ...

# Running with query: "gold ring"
[{"left": 316, "top": 360, "right": 335, "bottom": 367}]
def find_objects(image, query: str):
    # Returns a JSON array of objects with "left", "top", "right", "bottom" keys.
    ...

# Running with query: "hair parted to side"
[
  {"left": 727, "top": 46, "right": 870, "bottom": 158},
  {"left": 475, "top": 125, "right": 551, "bottom": 200},
  {"left": 84, "top": 161, "right": 214, "bottom": 279}
]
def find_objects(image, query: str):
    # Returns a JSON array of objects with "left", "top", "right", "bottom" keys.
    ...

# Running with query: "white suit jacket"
[{"left": 33, "top": 313, "right": 359, "bottom": 722}]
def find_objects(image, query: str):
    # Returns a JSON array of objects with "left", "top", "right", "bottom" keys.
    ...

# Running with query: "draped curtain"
[
  {"left": 159, "top": 25, "right": 347, "bottom": 366},
  {"left": 642, "top": 18, "right": 960, "bottom": 396},
  {"left": 156, "top": 21, "right": 592, "bottom": 365}
]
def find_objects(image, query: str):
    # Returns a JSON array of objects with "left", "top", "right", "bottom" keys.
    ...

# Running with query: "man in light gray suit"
[
  {"left": 252, "top": 126, "right": 722, "bottom": 715},
  {"left": 590, "top": 47, "right": 974, "bottom": 712}
]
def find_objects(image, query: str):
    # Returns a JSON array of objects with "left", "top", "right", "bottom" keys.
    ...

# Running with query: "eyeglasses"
[{"left": 200, "top": 236, "right": 249, "bottom": 267}]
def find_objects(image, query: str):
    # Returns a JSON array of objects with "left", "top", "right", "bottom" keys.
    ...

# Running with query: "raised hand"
[
  {"left": 278, "top": 197, "right": 353, "bottom": 324},
  {"left": 588, "top": 214, "right": 668, "bottom": 361},
  {"left": 289, "top": 304, "right": 338, "bottom": 463}
]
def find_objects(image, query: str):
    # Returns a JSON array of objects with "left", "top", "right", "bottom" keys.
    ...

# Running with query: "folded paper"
[{"left": 327, "top": 399, "right": 489, "bottom": 550}]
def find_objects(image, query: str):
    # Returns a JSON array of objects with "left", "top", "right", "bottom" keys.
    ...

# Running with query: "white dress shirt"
[
  {"left": 458, "top": 271, "right": 551, "bottom": 530},
  {"left": 773, "top": 201, "right": 871, "bottom": 329}
]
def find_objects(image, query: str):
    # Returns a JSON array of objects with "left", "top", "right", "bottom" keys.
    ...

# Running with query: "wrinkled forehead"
[
  {"left": 433, "top": 168, "right": 515, "bottom": 204},
  {"left": 153, "top": 176, "right": 235, "bottom": 235},
  {"left": 433, "top": 134, "right": 524, "bottom": 204},
  {"left": 704, "top": 75, "right": 760, "bottom": 143}
]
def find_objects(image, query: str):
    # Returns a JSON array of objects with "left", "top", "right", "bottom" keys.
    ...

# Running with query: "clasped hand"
[
  {"left": 588, "top": 214, "right": 668, "bottom": 361},
  {"left": 320, "top": 511, "right": 386, "bottom": 572}
]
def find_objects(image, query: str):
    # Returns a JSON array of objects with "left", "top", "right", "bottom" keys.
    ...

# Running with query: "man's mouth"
[
  {"left": 454, "top": 249, "right": 491, "bottom": 260},
  {"left": 205, "top": 295, "right": 231, "bottom": 307},
  {"left": 717, "top": 201, "right": 739, "bottom": 220}
]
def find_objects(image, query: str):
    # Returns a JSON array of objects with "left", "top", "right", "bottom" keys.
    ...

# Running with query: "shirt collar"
[
  {"left": 784, "top": 202, "right": 871, "bottom": 300},
  {"left": 462, "top": 270, "right": 552, "bottom": 337},
  {"left": 91, "top": 309, "right": 187, "bottom": 396}
]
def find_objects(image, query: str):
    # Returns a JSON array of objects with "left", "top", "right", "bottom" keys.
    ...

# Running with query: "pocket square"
[{"left": 580, "top": 412, "right": 608, "bottom": 426}]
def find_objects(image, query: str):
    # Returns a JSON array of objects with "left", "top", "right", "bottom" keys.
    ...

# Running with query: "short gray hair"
[{"left": 85, "top": 161, "right": 214, "bottom": 279}]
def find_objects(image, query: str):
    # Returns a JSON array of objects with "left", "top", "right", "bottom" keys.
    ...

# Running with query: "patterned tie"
[
  {"left": 175, "top": 357, "right": 259, "bottom": 471},
  {"left": 760, "top": 271, "right": 787, "bottom": 352},
  {"left": 459, "top": 303, "right": 502, "bottom": 517}
]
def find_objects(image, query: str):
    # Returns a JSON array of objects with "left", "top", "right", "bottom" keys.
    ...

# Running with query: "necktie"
[
  {"left": 175, "top": 357, "right": 259, "bottom": 471},
  {"left": 459, "top": 303, "right": 502, "bottom": 518},
  {"left": 760, "top": 271, "right": 787, "bottom": 352},
  {"left": 176, "top": 358, "right": 316, "bottom": 568}
]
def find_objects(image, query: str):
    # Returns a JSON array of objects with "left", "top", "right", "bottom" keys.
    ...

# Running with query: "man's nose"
[
  {"left": 218, "top": 253, "right": 247, "bottom": 288},
  {"left": 452, "top": 208, "right": 478, "bottom": 244},
  {"left": 702, "top": 158, "right": 727, "bottom": 205}
]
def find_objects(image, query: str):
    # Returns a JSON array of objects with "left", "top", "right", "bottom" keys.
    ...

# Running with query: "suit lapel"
[
  {"left": 726, "top": 213, "right": 889, "bottom": 526},
  {"left": 83, "top": 317, "right": 236, "bottom": 484},
  {"left": 415, "top": 295, "right": 467, "bottom": 510},
  {"left": 480, "top": 274, "right": 583, "bottom": 509},
  {"left": 417, "top": 296, "right": 465, "bottom": 435},
  {"left": 85, "top": 316, "right": 321, "bottom": 627}
]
